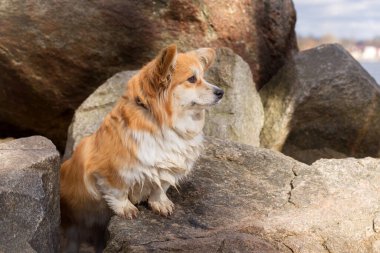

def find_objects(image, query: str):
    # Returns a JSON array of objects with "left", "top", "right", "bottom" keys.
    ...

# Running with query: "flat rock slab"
[
  {"left": 0, "top": 136, "right": 60, "bottom": 253},
  {"left": 261, "top": 158, "right": 380, "bottom": 253},
  {"left": 105, "top": 138, "right": 380, "bottom": 253},
  {"left": 104, "top": 138, "right": 301, "bottom": 252}
]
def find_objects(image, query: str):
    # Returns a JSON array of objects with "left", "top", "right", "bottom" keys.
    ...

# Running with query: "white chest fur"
[
  {"left": 132, "top": 128, "right": 203, "bottom": 172},
  {"left": 133, "top": 108, "right": 205, "bottom": 174},
  {"left": 118, "top": 109, "right": 205, "bottom": 202}
]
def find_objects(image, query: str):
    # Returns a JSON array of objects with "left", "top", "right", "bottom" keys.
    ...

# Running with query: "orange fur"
[{"left": 60, "top": 44, "right": 223, "bottom": 252}]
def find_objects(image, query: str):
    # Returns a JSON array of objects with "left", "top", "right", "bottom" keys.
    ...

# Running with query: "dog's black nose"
[{"left": 214, "top": 88, "right": 224, "bottom": 99}]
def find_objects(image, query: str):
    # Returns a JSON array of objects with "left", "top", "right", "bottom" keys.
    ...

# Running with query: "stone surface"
[
  {"left": 204, "top": 48, "right": 264, "bottom": 147},
  {"left": 263, "top": 158, "right": 380, "bottom": 253},
  {"left": 260, "top": 43, "right": 380, "bottom": 163},
  {"left": 0, "top": 0, "right": 297, "bottom": 150},
  {"left": 105, "top": 138, "right": 298, "bottom": 253},
  {"left": 104, "top": 138, "right": 380, "bottom": 253},
  {"left": 63, "top": 49, "right": 263, "bottom": 159},
  {"left": 0, "top": 136, "right": 60, "bottom": 253}
]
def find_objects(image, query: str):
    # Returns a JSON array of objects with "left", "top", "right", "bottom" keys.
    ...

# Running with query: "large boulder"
[
  {"left": 0, "top": 136, "right": 60, "bottom": 253},
  {"left": 204, "top": 48, "right": 264, "bottom": 147},
  {"left": 0, "top": 0, "right": 297, "bottom": 150},
  {"left": 260, "top": 43, "right": 380, "bottom": 164},
  {"left": 105, "top": 138, "right": 380, "bottom": 253},
  {"left": 63, "top": 48, "right": 263, "bottom": 160},
  {"left": 262, "top": 157, "right": 380, "bottom": 252},
  {"left": 105, "top": 138, "right": 298, "bottom": 253}
]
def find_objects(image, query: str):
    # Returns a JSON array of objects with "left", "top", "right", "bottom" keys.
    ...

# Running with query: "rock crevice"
[{"left": 286, "top": 165, "right": 298, "bottom": 207}]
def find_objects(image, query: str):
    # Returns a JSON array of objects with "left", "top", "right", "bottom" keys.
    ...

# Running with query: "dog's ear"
[
  {"left": 151, "top": 44, "right": 177, "bottom": 90},
  {"left": 192, "top": 48, "right": 216, "bottom": 71}
]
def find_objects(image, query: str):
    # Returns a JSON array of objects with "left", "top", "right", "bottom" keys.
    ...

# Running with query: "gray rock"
[
  {"left": 0, "top": 136, "right": 60, "bottom": 253},
  {"left": 260, "top": 43, "right": 380, "bottom": 163},
  {"left": 204, "top": 48, "right": 264, "bottom": 147},
  {"left": 104, "top": 138, "right": 380, "bottom": 253},
  {"left": 263, "top": 157, "right": 380, "bottom": 252},
  {"left": 64, "top": 49, "right": 263, "bottom": 159},
  {"left": 104, "top": 138, "right": 298, "bottom": 252}
]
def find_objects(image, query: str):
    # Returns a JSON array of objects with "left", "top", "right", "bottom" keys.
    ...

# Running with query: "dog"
[{"left": 60, "top": 44, "right": 224, "bottom": 252}]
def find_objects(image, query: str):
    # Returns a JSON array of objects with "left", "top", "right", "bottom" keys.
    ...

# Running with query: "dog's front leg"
[
  {"left": 109, "top": 196, "right": 138, "bottom": 219},
  {"left": 96, "top": 177, "right": 138, "bottom": 219},
  {"left": 104, "top": 189, "right": 138, "bottom": 219},
  {"left": 148, "top": 181, "right": 174, "bottom": 217}
]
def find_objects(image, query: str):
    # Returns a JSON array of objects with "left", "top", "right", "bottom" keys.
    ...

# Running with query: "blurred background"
[{"left": 294, "top": 0, "right": 380, "bottom": 83}]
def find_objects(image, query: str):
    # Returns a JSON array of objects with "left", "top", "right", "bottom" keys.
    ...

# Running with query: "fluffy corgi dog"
[{"left": 60, "top": 44, "right": 223, "bottom": 251}]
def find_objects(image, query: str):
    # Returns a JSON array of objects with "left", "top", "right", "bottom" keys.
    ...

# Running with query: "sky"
[{"left": 293, "top": 0, "right": 380, "bottom": 39}]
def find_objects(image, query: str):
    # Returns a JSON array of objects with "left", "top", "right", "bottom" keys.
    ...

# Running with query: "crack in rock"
[
  {"left": 322, "top": 240, "right": 333, "bottom": 253},
  {"left": 283, "top": 242, "right": 295, "bottom": 253},
  {"left": 373, "top": 211, "right": 380, "bottom": 233},
  {"left": 287, "top": 165, "right": 298, "bottom": 207}
]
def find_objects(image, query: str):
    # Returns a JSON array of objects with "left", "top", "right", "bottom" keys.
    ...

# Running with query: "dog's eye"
[{"left": 187, "top": 75, "right": 197, "bottom": 84}]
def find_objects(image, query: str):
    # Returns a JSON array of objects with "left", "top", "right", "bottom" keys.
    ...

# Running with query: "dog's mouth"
[
  {"left": 191, "top": 98, "right": 223, "bottom": 108},
  {"left": 214, "top": 96, "right": 224, "bottom": 104},
  {"left": 190, "top": 88, "right": 224, "bottom": 108}
]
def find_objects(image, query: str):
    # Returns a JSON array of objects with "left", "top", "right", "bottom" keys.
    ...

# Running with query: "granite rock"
[
  {"left": 0, "top": 136, "right": 60, "bottom": 253},
  {"left": 260, "top": 44, "right": 380, "bottom": 163}
]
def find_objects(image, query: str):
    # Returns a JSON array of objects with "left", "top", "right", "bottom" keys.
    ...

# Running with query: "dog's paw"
[
  {"left": 149, "top": 198, "right": 174, "bottom": 217},
  {"left": 113, "top": 201, "right": 139, "bottom": 219}
]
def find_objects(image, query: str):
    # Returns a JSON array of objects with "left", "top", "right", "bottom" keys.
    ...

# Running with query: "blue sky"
[{"left": 293, "top": 0, "right": 380, "bottom": 39}]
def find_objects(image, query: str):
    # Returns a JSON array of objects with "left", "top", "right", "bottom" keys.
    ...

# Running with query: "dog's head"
[
  {"left": 127, "top": 44, "right": 223, "bottom": 131},
  {"left": 169, "top": 45, "right": 224, "bottom": 109}
]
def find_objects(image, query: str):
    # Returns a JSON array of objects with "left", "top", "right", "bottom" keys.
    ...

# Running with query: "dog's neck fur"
[{"left": 172, "top": 108, "right": 205, "bottom": 139}]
